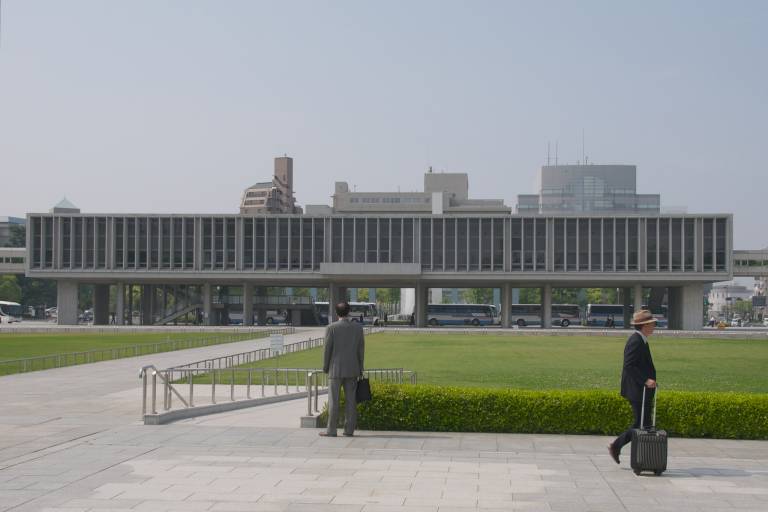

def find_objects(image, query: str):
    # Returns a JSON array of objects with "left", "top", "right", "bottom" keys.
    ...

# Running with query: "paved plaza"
[{"left": 1, "top": 328, "right": 767, "bottom": 512}]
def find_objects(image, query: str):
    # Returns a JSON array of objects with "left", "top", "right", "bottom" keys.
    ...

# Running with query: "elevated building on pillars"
[{"left": 26, "top": 209, "right": 731, "bottom": 329}]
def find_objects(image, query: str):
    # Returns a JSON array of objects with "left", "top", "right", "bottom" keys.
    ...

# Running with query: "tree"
[
  {"left": 17, "top": 276, "right": 57, "bottom": 307},
  {"left": 0, "top": 276, "right": 22, "bottom": 302},
  {"left": 518, "top": 288, "right": 541, "bottom": 303},
  {"left": 463, "top": 288, "right": 493, "bottom": 304},
  {"left": 5, "top": 225, "right": 26, "bottom": 248}
]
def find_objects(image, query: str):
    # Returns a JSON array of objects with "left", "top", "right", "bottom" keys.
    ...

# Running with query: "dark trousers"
[
  {"left": 613, "top": 394, "right": 654, "bottom": 452},
  {"left": 327, "top": 377, "right": 358, "bottom": 436}
]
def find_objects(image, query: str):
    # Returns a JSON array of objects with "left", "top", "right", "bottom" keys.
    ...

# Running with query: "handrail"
[
  {"left": 168, "top": 336, "right": 324, "bottom": 371},
  {"left": 140, "top": 365, "right": 417, "bottom": 422},
  {"left": 304, "top": 368, "right": 418, "bottom": 418}
]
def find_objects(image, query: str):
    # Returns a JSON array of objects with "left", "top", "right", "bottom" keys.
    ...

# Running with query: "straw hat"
[{"left": 631, "top": 309, "right": 657, "bottom": 326}]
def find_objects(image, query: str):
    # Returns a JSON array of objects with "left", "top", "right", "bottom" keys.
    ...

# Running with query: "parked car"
[{"left": 730, "top": 316, "right": 742, "bottom": 327}]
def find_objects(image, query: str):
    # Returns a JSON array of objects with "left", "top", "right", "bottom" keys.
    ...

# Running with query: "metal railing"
[
  {"left": 168, "top": 336, "right": 324, "bottom": 371},
  {"left": 139, "top": 365, "right": 319, "bottom": 415},
  {"left": 305, "top": 368, "right": 418, "bottom": 417},
  {"left": 139, "top": 365, "right": 417, "bottom": 421},
  {"left": 0, "top": 327, "right": 294, "bottom": 376}
]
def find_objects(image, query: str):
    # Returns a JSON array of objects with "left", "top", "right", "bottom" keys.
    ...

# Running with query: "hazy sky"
[{"left": 1, "top": 1, "right": 766, "bottom": 249}]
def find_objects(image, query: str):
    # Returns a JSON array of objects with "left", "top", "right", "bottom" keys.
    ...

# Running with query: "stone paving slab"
[
  {"left": 1, "top": 326, "right": 767, "bottom": 511},
  {"left": 1, "top": 425, "right": 766, "bottom": 512}
]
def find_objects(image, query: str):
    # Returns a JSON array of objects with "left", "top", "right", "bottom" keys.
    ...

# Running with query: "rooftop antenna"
[
  {"left": 547, "top": 142, "right": 551, "bottom": 165},
  {"left": 555, "top": 141, "right": 559, "bottom": 166},
  {"left": 581, "top": 129, "right": 585, "bottom": 166}
]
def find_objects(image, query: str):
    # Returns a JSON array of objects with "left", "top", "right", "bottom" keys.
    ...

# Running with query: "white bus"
[
  {"left": 586, "top": 304, "right": 669, "bottom": 328},
  {"left": 427, "top": 304, "right": 497, "bottom": 327},
  {"left": 509, "top": 304, "right": 580, "bottom": 327},
  {"left": 586, "top": 304, "right": 626, "bottom": 327},
  {"left": 314, "top": 301, "right": 380, "bottom": 325},
  {"left": 0, "top": 301, "right": 23, "bottom": 323}
]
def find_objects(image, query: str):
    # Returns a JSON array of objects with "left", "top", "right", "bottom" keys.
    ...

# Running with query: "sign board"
[
  {"left": 270, "top": 334, "right": 284, "bottom": 355},
  {"left": 752, "top": 296, "right": 767, "bottom": 307}
]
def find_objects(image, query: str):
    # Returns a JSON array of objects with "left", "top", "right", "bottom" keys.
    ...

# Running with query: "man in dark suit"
[
  {"left": 608, "top": 309, "right": 657, "bottom": 464},
  {"left": 320, "top": 301, "right": 365, "bottom": 437}
]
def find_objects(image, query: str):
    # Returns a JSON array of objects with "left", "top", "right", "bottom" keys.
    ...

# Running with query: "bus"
[
  {"left": 586, "top": 304, "right": 625, "bottom": 327},
  {"left": 426, "top": 303, "right": 497, "bottom": 326},
  {"left": 314, "top": 301, "right": 380, "bottom": 325},
  {"left": 586, "top": 304, "right": 668, "bottom": 328},
  {"left": 509, "top": 304, "right": 580, "bottom": 327},
  {"left": 0, "top": 301, "right": 23, "bottom": 323}
]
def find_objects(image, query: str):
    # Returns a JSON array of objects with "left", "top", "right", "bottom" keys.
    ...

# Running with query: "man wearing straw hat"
[{"left": 608, "top": 309, "right": 657, "bottom": 464}]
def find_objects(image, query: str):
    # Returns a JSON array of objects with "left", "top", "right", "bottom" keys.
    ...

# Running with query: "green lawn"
[
  {"left": 197, "top": 332, "right": 768, "bottom": 393},
  {"left": 0, "top": 331, "right": 268, "bottom": 375}
]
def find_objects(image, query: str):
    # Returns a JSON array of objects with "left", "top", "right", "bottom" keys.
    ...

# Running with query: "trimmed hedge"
[{"left": 332, "top": 384, "right": 768, "bottom": 440}]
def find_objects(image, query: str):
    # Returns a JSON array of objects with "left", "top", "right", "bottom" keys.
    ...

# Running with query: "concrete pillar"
[
  {"left": 541, "top": 284, "right": 552, "bottom": 328},
  {"left": 202, "top": 283, "right": 212, "bottom": 326},
  {"left": 141, "top": 285, "right": 153, "bottom": 325},
  {"left": 56, "top": 280, "right": 79, "bottom": 325},
  {"left": 115, "top": 283, "right": 125, "bottom": 325},
  {"left": 415, "top": 282, "right": 428, "bottom": 327},
  {"left": 127, "top": 284, "right": 133, "bottom": 325},
  {"left": 93, "top": 284, "right": 109, "bottom": 325},
  {"left": 633, "top": 285, "right": 644, "bottom": 317},
  {"left": 680, "top": 283, "right": 704, "bottom": 330},
  {"left": 501, "top": 283, "right": 511, "bottom": 328},
  {"left": 369, "top": 288, "right": 376, "bottom": 303},
  {"left": 328, "top": 283, "right": 348, "bottom": 322},
  {"left": 243, "top": 283, "right": 254, "bottom": 326},
  {"left": 256, "top": 286, "right": 267, "bottom": 325},
  {"left": 622, "top": 287, "right": 632, "bottom": 329}
]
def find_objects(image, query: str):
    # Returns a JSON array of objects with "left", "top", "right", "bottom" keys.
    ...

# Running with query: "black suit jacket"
[{"left": 620, "top": 331, "right": 656, "bottom": 403}]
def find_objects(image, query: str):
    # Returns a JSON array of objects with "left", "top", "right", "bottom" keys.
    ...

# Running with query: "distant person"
[
  {"left": 320, "top": 301, "right": 365, "bottom": 437},
  {"left": 608, "top": 309, "right": 657, "bottom": 464},
  {"left": 708, "top": 316, "right": 716, "bottom": 327}
]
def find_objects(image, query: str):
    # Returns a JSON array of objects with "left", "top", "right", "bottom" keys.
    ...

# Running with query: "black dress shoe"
[
  {"left": 342, "top": 433, "right": 354, "bottom": 437},
  {"left": 608, "top": 443, "right": 620, "bottom": 464},
  {"left": 318, "top": 432, "right": 337, "bottom": 437}
]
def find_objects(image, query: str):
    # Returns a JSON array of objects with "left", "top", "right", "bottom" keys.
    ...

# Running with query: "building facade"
[
  {"left": 0, "top": 216, "right": 25, "bottom": 247},
  {"left": 239, "top": 156, "right": 302, "bottom": 214},
  {"left": 27, "top": 212, "right": 731, "bottom": 329},
  {"left": 517, "top": 165, "right": 661, "bottom": 214},
  {"left": 707, "top": 281, "right": 753, "bottom": 319},
  {"left": 326, "top": 170, "right": 510, "bottom": 215}
]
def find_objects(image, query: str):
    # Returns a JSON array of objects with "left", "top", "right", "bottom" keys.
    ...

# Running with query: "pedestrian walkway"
[{"left": 1, "top": 327, "right": 766, "bottom": 512}]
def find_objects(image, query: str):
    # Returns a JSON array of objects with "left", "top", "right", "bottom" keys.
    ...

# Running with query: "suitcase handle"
[{"left": 640, "top": 383, "right": 658, "bottom": 430}]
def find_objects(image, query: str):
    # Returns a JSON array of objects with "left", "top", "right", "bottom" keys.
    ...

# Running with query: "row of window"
[{"left": 28, "top": 215, "right": 730, "bottom": 273}]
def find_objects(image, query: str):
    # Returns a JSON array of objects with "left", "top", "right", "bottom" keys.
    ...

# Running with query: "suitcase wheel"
[{"left": 654, "top": 470, "right": 664, "bottom": 476}]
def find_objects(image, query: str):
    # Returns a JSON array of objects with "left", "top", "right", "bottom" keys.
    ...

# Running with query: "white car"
[{"left": 731, "top": 316, "right": 742, "bottom": 327}]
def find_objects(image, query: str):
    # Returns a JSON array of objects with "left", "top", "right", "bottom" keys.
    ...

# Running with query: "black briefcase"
[
  {"left": 355, "top": 377, "right": 372, "bottom": 402},
  {"left": 630, "top": 386, "right": 667, "bottom": 476}
]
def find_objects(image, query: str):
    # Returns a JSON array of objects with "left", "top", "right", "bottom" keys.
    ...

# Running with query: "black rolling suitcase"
[{"left": 630, "top": 385, "right": 667, "bottom": 476}]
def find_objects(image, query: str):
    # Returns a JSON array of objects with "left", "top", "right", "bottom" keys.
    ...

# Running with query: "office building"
[{"left": 517, "top": 164, "right": 661, "bottom": 214}]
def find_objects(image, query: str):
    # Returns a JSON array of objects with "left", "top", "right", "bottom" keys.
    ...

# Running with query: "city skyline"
[{"left": 0, "top": 1, "right": 766, "bottom": 249}]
